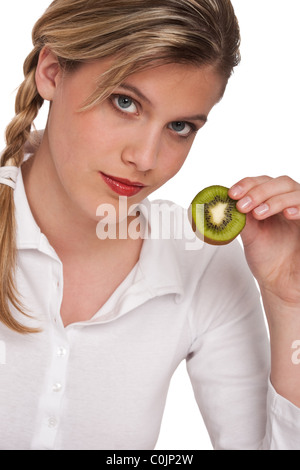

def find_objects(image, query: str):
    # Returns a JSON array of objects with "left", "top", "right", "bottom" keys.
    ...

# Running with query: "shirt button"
[
  {"left": 57, "top": 346, "right": 67, "bottom": 357},
  {"left": 48, "top": 417, "right": 58, "bottom": 428},
  {"left": 52, "top": 383, "right": 63, "bottom": 393}
]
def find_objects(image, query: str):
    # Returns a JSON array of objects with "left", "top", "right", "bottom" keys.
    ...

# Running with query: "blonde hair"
[{"left": 1, "top": 0, "right": 240, "bottom": 333}]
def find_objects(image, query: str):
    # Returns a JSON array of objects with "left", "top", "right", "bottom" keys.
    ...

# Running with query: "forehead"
[
  {"left": 120, "top": 62, "right": 226, "bottom": 117},
  {"left": 62, "top": 59, "right": 226, "bottom": 117},
  {"left": 127, "top": 63, "right": 225, "bottom": 99}
]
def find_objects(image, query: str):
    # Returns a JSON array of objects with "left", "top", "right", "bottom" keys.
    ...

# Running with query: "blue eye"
[
  {"left": 169, "top": 121, "right": 193, "bottom": 137},
  {"left": 117, "top": 96, "right": 132, "bottom": 109},
  {"left": 113, "top": 95, "right": 138, "bottom": 114}
]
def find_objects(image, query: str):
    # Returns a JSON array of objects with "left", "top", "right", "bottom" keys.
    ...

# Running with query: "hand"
[{"left": 229, "top": 176, "right": 300, "bottom": 306}]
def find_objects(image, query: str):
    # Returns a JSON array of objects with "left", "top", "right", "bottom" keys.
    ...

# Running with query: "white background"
[{"left": 0, "top": 1, "right": 299, "bottom": 450}]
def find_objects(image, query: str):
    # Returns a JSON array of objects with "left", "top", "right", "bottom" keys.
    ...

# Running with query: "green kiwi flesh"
[{"left": 189, "top": 185, "right": 246, "bottom": 245}]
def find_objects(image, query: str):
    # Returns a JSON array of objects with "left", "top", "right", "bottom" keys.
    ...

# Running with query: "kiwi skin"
[{"left": 189, "top": 185, "right": 246, "bottom": 246}]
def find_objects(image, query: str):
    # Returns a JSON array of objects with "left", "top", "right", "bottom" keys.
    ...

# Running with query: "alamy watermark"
[
  {"left": 95, "top": 196, "right": 204, "bottom": 251},
  {"left": 0, "top": 340, "right": 6, "bottom": 365},
  {"left": 291, "top": 340, "right": 300, "bottom": 365}
]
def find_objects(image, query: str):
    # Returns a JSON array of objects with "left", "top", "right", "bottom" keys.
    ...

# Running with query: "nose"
[{"left": 121, "top": 126, "right": 161, "bottom": 172}]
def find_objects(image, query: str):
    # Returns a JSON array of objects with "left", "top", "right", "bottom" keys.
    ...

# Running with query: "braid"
[
  {"left": 0, "top": 48, "right": 44, "bottom": 333},
  {"left": 2, "top": 49, "right": 44, "bottom": 166}
]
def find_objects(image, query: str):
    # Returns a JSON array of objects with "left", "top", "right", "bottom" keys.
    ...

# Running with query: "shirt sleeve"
[{"left": 185, "top": 240, "right": 300, "bottom": 450}]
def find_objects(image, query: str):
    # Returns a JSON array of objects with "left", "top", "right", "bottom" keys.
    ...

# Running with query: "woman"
[{"left": 0, "top": 0, "right": 300, "bottom": 450}]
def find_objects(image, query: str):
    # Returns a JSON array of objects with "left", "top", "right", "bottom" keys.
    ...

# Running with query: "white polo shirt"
[{"left": 1, "top": 164, "right": 300, "bottom": 450}]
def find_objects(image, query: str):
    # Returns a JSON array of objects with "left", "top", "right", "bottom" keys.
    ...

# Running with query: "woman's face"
[{"left": 37, "top": 53, "right": 225, "bottom": 222}]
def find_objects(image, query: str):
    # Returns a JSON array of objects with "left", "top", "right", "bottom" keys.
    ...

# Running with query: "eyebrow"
[
  {"left": 179, "top": 113, "right": 208, "bottom": 124},
  {"left": 118, "top": 83, "right": 208, "bottom": 124},
  {"left": 119, "top": 83, "right": 152, "bottom": 105}
]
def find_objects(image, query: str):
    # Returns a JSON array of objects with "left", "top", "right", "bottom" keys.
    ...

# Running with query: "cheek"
[
  {"left": 160, "top": 144, "right": 191, "bottom": 181},
  {"left": 47, "top": 101, "right": 103, "bottom": 167},
  {"left": 47, "top": 100, "right": 78, "bottom": 159},
  {"left": 64, "top": 105, "right": 121, "bottom": 160}
]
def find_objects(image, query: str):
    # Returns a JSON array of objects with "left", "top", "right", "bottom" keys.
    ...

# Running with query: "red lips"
[{"left": 100, "top": 172, "right": 145, "bottom": 197}]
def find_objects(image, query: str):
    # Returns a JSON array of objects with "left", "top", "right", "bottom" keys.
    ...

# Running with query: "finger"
[
  {"left": 233, "top": 176, "right": 300, "bottom": 214},
  {"left": 283, "top": 206, "right": 300, "bottom": 220},
  {"left": 229, "top": 175, "right": 272, "bottom": 200},
  {"left": 251, "top": 191, "right": 300, "bottom": 220}
]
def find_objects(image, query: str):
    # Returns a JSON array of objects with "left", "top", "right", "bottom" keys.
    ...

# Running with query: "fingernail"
[
  {"left": 238, "top": 196, "right": 252, "bottom": 210},
  {"left": 230, "top": 184, "right": 243, "bottom": 198},
  {"left": 254, "top": 203, "right": 269, "bottom": 216},
  {"left": 286, "top": 207, "right": 299, "bottom": 216}
]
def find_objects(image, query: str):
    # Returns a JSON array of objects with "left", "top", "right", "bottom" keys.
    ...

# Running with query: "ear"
[{"left": 35, "top": 47, "right": 62, "bottom": 101}]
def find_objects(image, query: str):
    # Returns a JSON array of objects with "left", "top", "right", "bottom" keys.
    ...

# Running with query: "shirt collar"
[
  {"left": 14, "top": 157, "right": 42, "bottom": 250},
  {"left": 136, "top": 198, "right": 185, "bottom": 300}
]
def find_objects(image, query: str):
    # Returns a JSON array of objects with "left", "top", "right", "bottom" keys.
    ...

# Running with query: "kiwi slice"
[{"left": 189, "top": 185, "right": 246, "bottom": 245}]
